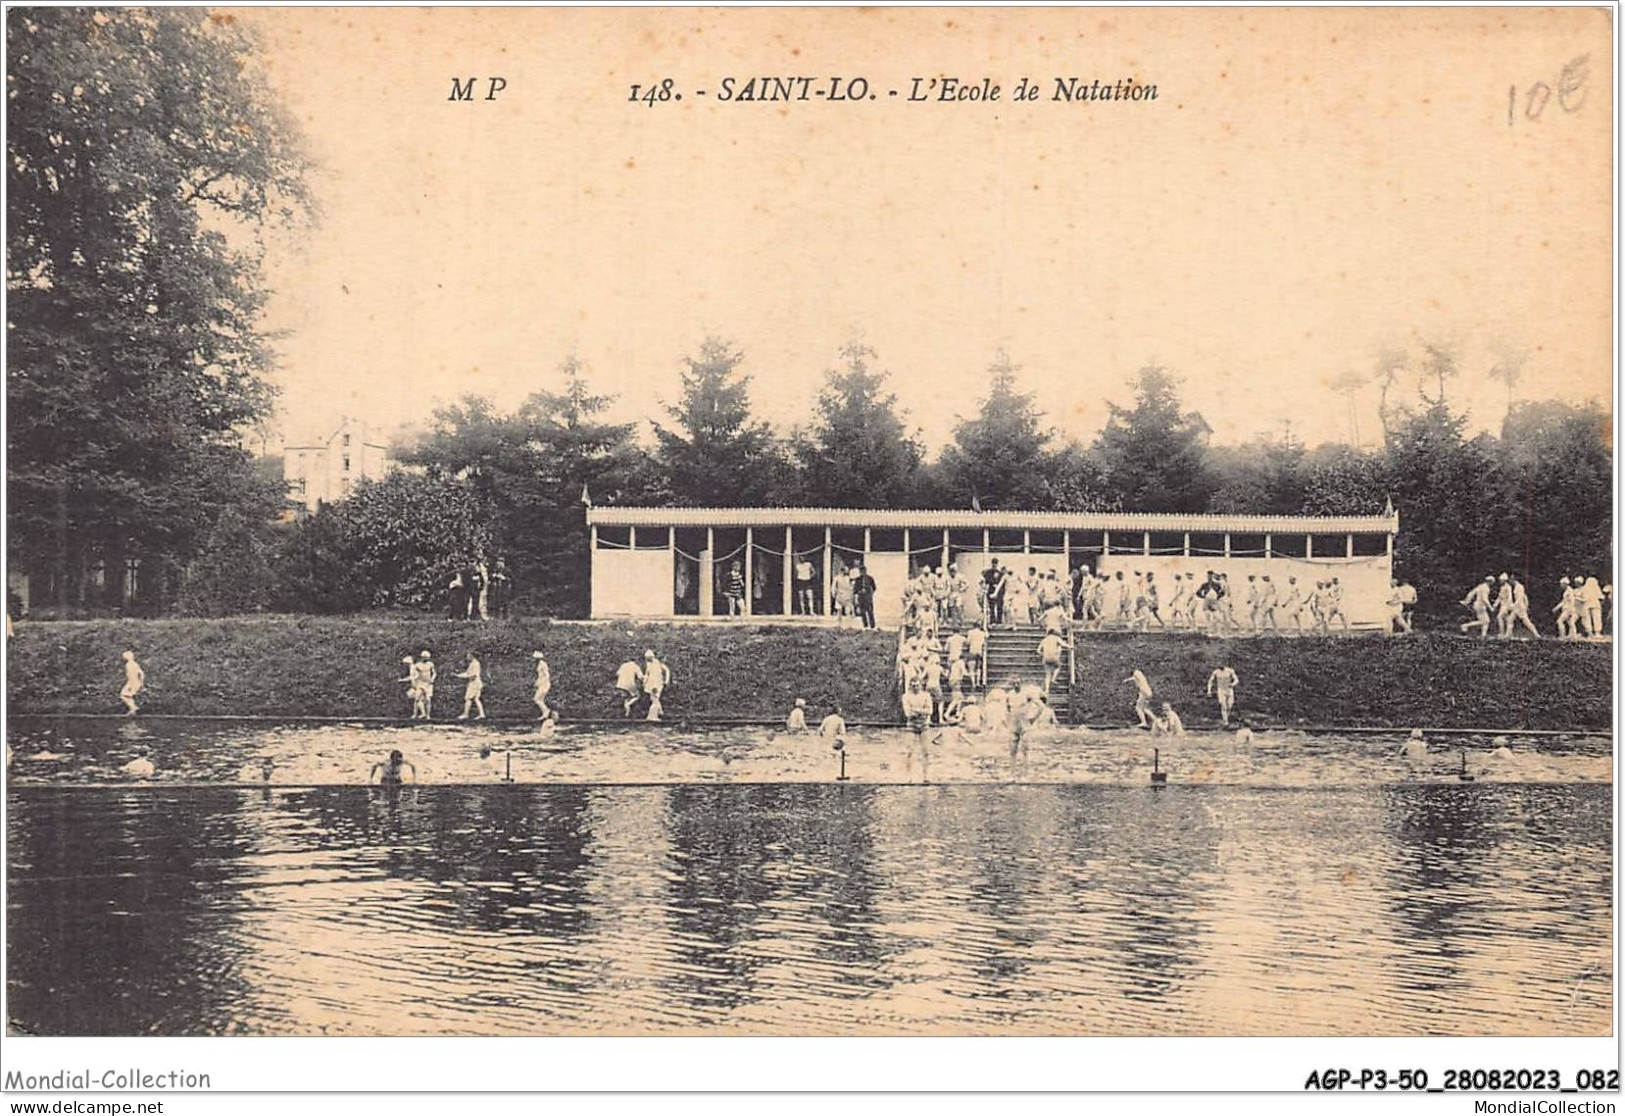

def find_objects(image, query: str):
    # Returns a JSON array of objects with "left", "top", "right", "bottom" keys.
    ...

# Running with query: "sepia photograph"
[{"left": 1, "top": 1, "right": 1617, "bottom": 1100}]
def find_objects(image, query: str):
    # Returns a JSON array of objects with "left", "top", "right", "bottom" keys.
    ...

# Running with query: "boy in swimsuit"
[
  {"left": 965, "top": 622, "right": 988, "bottom": 688},
  {"left": 1206, "top": 664, "right": 1239, "bottom": 726},
  {"left": 1509, "top": 577, "right": 1539, "bottom": 638},
  {"left": 532, "top": 651, "right": 553, "bottom": 718},
  {"left": 1155, "top": 702, "right": 1186, "bottom": 736},
  {"left": 455, "top": 652, "right": 486, "bottom": 720},
  {"left": 615, "top": 657, "right": 644, "bottom": 715},
  {"left": 1124, "top": 668, "right": 1155, "bottom": 729},
  {"left": 1460, "top": 576, "right": 1493, "bottom": 638},
  {"left": 642, "top": 650, "right": 671, "bottom": 721},
  {"left": 415, "top": 651, "right": 437, "bottom": 719},
  {"left": 786, "top": 698, "right": 808, "bottom": 732},
  {"left": 1037, "top": 629, "right": 1073, "bottom": 696},
  {"left": 119, "top": 650, "right": 145, "bottom": 715},
  {"left": 1279, "top": 577, "right": 1304, "bottom": 632},
  {"left": 1325, "top": 578, "right": 1350, "bottom": 632},
  {"left": 1257, "top": 575, "right": 1279, "bottom": 632},
  {"left": 370, "top": 749, "right": 417, "bottom": 786},
  {"left": 820, "top": 706, "right": 847, "bottom": 742}
]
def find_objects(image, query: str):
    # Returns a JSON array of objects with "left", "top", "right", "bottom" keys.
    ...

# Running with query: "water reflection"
[{"left": 6, "top": 782, "right": 1613, "bottom": 1037}]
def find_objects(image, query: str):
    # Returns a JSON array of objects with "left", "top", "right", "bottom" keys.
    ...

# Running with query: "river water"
[{"left": 5, "top": 719, "right": 1613, "bottom": 1036}]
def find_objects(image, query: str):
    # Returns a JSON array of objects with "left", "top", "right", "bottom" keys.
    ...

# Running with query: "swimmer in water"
[
  {"left": 960, "top": 698, "right": 985, "bottom": 732},
  {"left": 532, "top": 651, "right": 553, "bottom": 719},
  {"left": 536, "top": 711, "right": 559, "bottom": 739},
  {"left": 122, "top": 754, "right": 155, "bottom": 779},
  {"left": 455, "top": 652, "right": 485, "bottom": 720},
  {"left": 786, "top": 698, "right": 808, "bottom": 732},
  {"left": 1155, "top": 702, "right": 1186, "bottom": 736},
  {"left": 1124, "top": 668, "right": 1155, "bottom": 729},
  {"left": 1206, "top": 664, "right": 1239, "bottom": 726},
  {"left": 1398, "top": 728, "right": 1427, "bottom": 760},
  {"left": 119, "top": 650, "right": 145, "bottom": 715},
  {"left": 820, "top": 706, "right": 847, "bottom": 742},
  {"left": 370, "top": 749, "right": 416, "bottom": 786},
  {"left": 1233, "top": 722, "right": 1255, "bottom": 745}
]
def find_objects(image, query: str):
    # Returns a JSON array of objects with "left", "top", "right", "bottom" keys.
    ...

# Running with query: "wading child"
[
  {"left": 786, "top": 698, "right": 808, "bottom": 732},
  {"left": 1206, "top": 664, "right": 1239, "bottom": 726},
  {"left": 615, "top": 657, "right": 644, "bottom": 716},
  {"left": 1124, "top": 668, "right": 1155, "bottom": 729},
  {"left": 119, "top": 650, "right": 145, "bottom": 715},
  {"left": 532, "top": 651, "right": 553, "bottom": 719},
  {"left": 370, "top": 749, "right": 416, "bottom": 786},
  {"left": 455, "top": 652, "right": 485, "bottom": 721},
  {"left": 641, "top": 650, "right": 671, "bottom": 721}
]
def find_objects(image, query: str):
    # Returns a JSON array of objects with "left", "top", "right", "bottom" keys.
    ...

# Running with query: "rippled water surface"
[{"left": 5, "top": 720, "right": 1613, "bottom": 1036}]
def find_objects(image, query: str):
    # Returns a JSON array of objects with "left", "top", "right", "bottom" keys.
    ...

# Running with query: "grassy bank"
[
  {"left": 4, "top": 618, "right": 1613, "bottom": 730},
  {"left": 1062, "top": 630, "right": 1611, "bottom": 731},
  {"left": 4, "top": 617, "right": 901, "bottom": 722}
]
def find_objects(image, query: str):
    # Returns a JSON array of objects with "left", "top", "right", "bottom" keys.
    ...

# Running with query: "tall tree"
[
  {"left": 1093, "top": 366, "right": 1216, "bottom": 513},
  {"left": 1329, "top": 370, "right": 1367, "bottom": 447},
  {"left": 653, "top": 336, "right": 786, "bottom": 505},
  {"left": 936, "top": 351, "right": 1052, "bottom": 510},
  {"left": 1486, "top": 347, "right": 1529, "bottom": 427},
  {"left": 793, "top": 343, "right": 924, "bottom": 507},
  {"left": 7, "top": 9, "right": 311, "bottom": 609},
  {"left": 1372, "top": 346, "right": 1410, "bottom": 442},
  {"left": 514, "top": 357, "right": 654, "bottom": 614}
]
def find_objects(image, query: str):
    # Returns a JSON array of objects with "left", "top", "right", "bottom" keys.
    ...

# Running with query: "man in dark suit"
[{"left": 853, "top": 564, "right": 877, "bottom": 629}]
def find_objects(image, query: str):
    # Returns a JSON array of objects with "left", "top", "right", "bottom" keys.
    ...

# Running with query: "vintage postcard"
[{"left": 3, "top": 2, "right": 1615, "bottom": 1100}]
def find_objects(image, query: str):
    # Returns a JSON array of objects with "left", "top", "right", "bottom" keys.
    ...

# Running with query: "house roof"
[{"left": 586, "top": 506, "right": 1399, "bottom": 534}]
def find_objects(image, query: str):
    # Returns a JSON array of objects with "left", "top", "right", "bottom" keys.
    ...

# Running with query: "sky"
[{"left": 245, "top": 7, "right": 1613, "bottom": 453}]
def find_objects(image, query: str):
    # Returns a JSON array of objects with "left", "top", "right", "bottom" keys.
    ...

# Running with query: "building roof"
[{"left": 587, "top": 506, "right": 1399, "bottom": 534}]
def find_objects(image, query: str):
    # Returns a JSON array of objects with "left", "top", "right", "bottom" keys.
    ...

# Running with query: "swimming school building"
[{"left": 586, "top": 506, "right": 1402, "bottom": 628}]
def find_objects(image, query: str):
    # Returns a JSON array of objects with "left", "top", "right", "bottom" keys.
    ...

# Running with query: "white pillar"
[
  {"left": 1023, "top": 530, "right": 1031, "bottom": 555},
  {"left": 1346, "top": 533, "right": 1355, "bottom": 559},
  {"left": 744, "top": 527, "right": 754, "bottom": 617},
  {"left": 942, "top": 527, "right": 950, "bottom": 571},
  {"left": 1182, "top": 531, "right": 1191, "bottom": 557},
  {"left": 701, "top": 527, "right": 714, "bottom": 617},
  {"left": 1223, "top": 533, "right": 1232, "bottom": 558},
  {"left": 1062, "top": 529, "right": 1071, "bottom": 570},
  {"left": 783, "top": 525, "right": 793, "bottom": 615},
  {"left": 1143, "top": 531, "right": 1151, "bottom": 557},
  {"left": 903, "top": 528, "right": 911, "bottom": 573},
  {"left": 1305, "top": 534, "right": 1313, "bottom": 559},
  {"left": 668, "top": 526, "right": 677, "bottom": 616},
  {"left": 1265, "top": 533, "right": 1273, "bottom": 558},
  {"left": 589, "top": 524, "right": 599, "bottom": 618},
  {"left": 1103, "top": 530, "right": 1111, "bottom": 557},
  {"left": 823, "top": 527, "right": 833, "bottom": 616},
  {"left": 982, "top": 528, "right": 990, "bottom": 556}
]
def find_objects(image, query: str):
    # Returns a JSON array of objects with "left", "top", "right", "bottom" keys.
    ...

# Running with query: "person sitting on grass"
[{"left": 370, "top": 749, "right": 417, "bottom": 786}]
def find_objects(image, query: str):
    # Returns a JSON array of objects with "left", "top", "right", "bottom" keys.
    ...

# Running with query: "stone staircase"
[{"left": 927, "top": 623, "right": 1075, "bottom": 717}]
